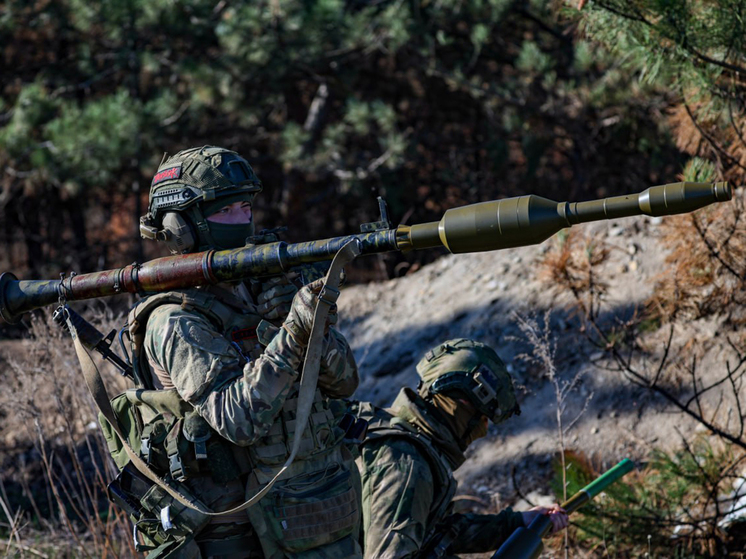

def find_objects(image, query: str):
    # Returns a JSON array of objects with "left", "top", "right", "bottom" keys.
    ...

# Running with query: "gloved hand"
[
  {"left": 282, "top": 279, "right": 338, "bottom": 346},
  {"left": 521, "top": 505, "right": 568, "bottom": 533},
  {"left": 256, "top": 276, "right": 298, "bottom": 321}
]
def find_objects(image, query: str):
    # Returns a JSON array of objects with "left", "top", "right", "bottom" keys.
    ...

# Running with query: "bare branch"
[{"left": 683, "top": 99, "right": 746, "bottom": 172}]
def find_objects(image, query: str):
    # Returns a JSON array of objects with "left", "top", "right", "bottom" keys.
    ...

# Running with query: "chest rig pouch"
[
  {"left": 244, "top": 389, "right": 360, "bottom": 556},
  {"left": 99, "top": 388, "right": 211, "bottom": 556}
]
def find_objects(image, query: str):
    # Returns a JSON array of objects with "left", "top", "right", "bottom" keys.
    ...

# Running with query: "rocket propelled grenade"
[
  {"left": 492, "top": 458, "right": 635, "bottom": 559},
  {"left": 0, "top": 181, "right": 732, "bottom": 323},
  {"left": 400, "top": 180, "right": 732, "bottom": 252}
]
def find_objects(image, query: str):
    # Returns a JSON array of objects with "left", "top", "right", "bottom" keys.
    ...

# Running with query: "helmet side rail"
[{"left": 0, "top": 181, "right": 732, "bottom": 324}]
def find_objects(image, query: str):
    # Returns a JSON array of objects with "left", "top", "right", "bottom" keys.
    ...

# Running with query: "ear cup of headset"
[{"left": 161, "top": 212, "right": 196, "bottom": 254}]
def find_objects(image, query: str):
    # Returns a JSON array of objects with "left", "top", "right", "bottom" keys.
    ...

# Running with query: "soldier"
[
  {"left": 108, "top": 146, "right": 362, "bottom": 558},
  {"left": 355, "top": 338, "right": 568, "bottom": 558}
]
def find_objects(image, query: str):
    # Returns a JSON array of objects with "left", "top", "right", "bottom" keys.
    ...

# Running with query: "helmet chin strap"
[{"left": 462, "top": 413, "right": 488, "bottom": 448}]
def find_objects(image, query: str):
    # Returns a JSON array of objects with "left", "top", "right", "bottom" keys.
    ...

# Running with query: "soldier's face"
[{"left": 206, "top": 201, "right": 253, "bottom": 224}]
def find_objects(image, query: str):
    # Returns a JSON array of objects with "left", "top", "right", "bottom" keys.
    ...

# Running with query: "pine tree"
[
  {"left": 1, "top": 0, "right": 686, "bottom": 279},
  {"left": 573, "top": 0, "right": 746, "bottom": 184}
]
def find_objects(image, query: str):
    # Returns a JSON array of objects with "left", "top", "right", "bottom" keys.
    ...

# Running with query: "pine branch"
[{"left": 683, "top": 99, "right": 746, "bottom": 172}]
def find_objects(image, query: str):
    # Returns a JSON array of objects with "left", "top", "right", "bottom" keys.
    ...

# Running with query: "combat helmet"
[
  {"left": 140, "top": 146, "right": 263, "bottom": 254},
  {"left": 416, "top": 338, "right": 520, "bottom": 424}
]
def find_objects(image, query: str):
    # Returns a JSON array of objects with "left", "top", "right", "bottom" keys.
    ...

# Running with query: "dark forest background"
[{"left": 1, "top": 0, "right": 744, "bottom": 283}]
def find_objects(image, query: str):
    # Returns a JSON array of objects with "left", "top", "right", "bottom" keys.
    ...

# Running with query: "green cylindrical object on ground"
[{"left": 492, "top": 459, "right": 636, "bottom": 559}]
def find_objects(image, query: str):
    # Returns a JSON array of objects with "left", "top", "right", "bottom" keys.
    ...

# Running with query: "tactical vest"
[
  {"left": 127, "top": 287, "right": 268, "bottom": 390},
  {"left": 355, "top": 402, "right": 458, "bottom": 530},
  {"left": 101, "top": 289, "right": 264, "bottom": 556},
  {"left": 126, "top": 286, "right": 345, "bottom": 471},
  {"left": 103, "top": 281, "right": 359, "bottom": 557}
]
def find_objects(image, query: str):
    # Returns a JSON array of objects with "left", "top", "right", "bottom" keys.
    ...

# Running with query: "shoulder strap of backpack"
[{"left": 127, "top": 290, "right": 233, "bottom": 389}]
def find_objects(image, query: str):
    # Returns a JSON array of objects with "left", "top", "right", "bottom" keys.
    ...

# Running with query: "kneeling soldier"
[{"left": 355, "top": 338, "right": 568, "bottom": 558}]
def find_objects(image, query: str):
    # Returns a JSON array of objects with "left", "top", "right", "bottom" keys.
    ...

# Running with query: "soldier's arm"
[
  {"left": 317, "top": 327, "right": 359, "bottom": 398},
  {"left": 146, "top": 305, "right": 301, "bottom": 446},
  {"left": 281, "top": 278, "right": 358, "bottom": 398},
  {"left": 359, "top": 438, "right": 434, "bottom": 559},
  {"left": 254, "top": 270, "right": 358, "bottom": 398}
]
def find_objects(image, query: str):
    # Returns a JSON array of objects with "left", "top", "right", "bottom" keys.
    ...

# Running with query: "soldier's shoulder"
[
  {"left": 147, "top": 301, "right": 187, "bottom": 318},
  {"left": 145, "top": 302, "right": 200, "bottom": 329},
  {"left": 143, "top": 299, "right": 222, "bottom": 354},
  {"left": 361, "top": 431, "right": 429, "bottom": 467}
]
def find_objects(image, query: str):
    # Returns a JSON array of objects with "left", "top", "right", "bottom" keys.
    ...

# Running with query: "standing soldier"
[
  {"left": 355, "top": 338, "right": 568, "bottom": 558},
  {"left": 103, "top": 146, "right": 361, "bottom": 558}
]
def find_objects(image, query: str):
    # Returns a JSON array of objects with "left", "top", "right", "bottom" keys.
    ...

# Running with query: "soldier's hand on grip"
[
  {"left": 282, "top": 279, "right": 337, "bottom": 346},
  {"left": 521, "top": 505, "right": 568, "bottom": 534},
  {"left": 257, "top": 276, "right": 298, "bottom": 321}
]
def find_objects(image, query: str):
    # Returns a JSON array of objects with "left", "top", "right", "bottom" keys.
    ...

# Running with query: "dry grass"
[
  {"left": 0, "top": 304, "right": 135, "bottom": 558},
  {"left": 539, "top": 229, "right": 612, "bottom": 322},
  {"left": 648, "top": 189, "right": 746, "bottom": 327}
]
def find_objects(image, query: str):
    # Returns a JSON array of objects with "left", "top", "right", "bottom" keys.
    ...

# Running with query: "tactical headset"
[{"left": 140, "top": 146, "right": 263, "bottom": 254}]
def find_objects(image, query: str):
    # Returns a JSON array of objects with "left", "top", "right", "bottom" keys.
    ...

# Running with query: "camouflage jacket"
[
  {"left": 357, "top": 388, "right": 524, "bottom": 559},
  {"left": 141, "top": 282, "right": 362, "bottom": 557},
  {"left": 143, "top": 288, "right": 359, "bottom": 446}
]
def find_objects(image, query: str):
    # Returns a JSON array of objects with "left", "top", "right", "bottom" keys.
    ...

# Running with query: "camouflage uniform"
[
  {"left": 356, "top": 339, "right": 524, "bottom": 558},
  {"left": 139, "top": 284, "right": 362, "bottom": 558},
  {"left": 107, "top": 146, "right": 363, "bottom": 558}
]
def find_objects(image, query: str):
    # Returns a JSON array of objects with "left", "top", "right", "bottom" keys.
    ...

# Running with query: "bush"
[
  {"left": 555, "top": 441, "right": 746, "bottom": 558},
  {"left": 0, "top": 306, "right": 132, "bottom": 557},
  {"left": 648, "top": 188, "right": 746, "bottom": 327}
]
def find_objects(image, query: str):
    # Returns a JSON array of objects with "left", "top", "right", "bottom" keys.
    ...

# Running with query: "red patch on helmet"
[{"left": 151, "top": 165, "right": 182, "bottom": 186}]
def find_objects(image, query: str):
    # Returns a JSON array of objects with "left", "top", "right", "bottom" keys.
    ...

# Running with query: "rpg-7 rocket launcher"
[
  {"left": 492, "top": 458, "right": 635, "bottom": 559},
  {"left": 0, "top": 181, "right": 733, "bottom": 324}
]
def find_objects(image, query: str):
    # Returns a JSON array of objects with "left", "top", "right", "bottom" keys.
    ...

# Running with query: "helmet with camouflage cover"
[
  {"left": 416, "top": 338, "right": 520, "bottom": 425},
  {"left": 140, "top": 146, "right": 263, "bottom": 254}
]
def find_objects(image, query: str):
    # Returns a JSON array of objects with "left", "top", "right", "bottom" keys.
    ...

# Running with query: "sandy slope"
[{"left": 336, "top": 213, "right": 725, "bottom": 506}]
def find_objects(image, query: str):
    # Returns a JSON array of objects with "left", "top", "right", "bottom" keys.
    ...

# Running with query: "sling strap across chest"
[{"left": 65, "top": 238, "right": 361, "bottom": 517}]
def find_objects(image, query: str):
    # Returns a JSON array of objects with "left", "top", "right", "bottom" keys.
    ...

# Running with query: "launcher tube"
[
  {"left": 0, "top": 182, "right": 732, "bottom": 323},
  {"left": 533, "top": 458, "right": 634, "bottom": 539}
]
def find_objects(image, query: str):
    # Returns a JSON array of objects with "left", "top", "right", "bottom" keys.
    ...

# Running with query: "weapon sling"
[{"left": 64, "top": 238, "right": 361, "bottom": 517}]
